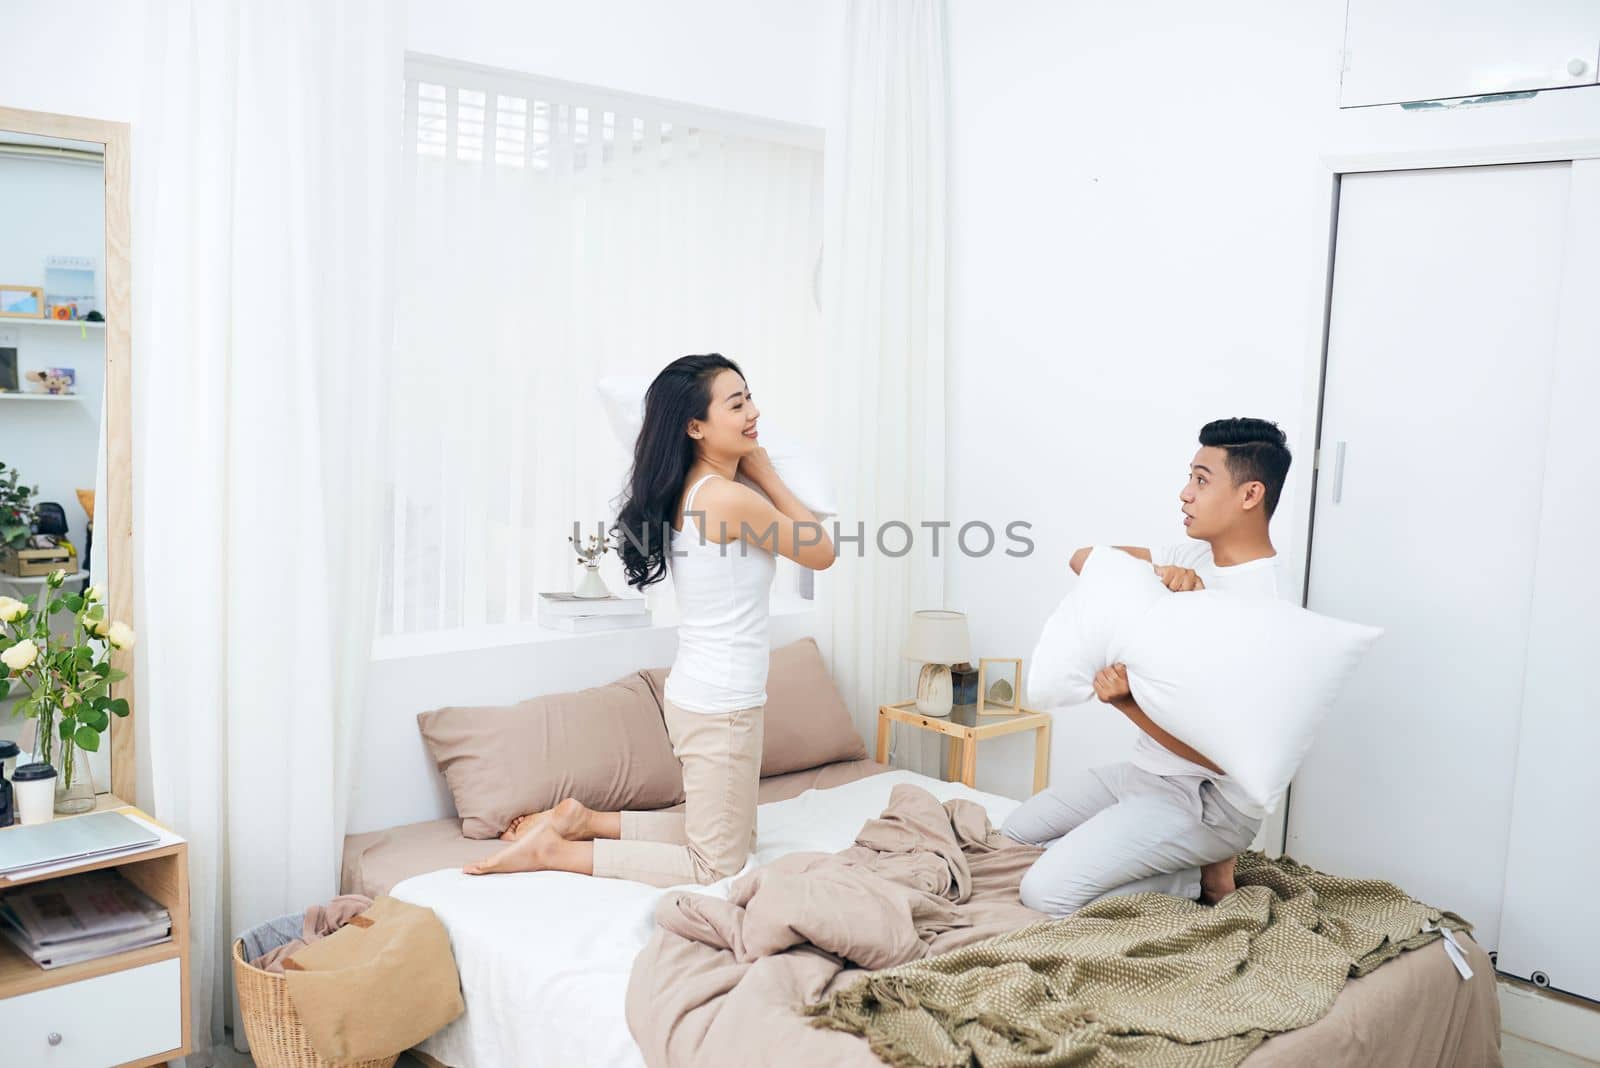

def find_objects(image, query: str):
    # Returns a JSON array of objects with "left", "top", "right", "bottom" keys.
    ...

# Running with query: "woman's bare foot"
[
  {"left": 498, "top": 798, "right": 598, "bottom": 841},
  {"left": 1200, "top": 856, "right": 1238, "bottom": 904},
  {"left": 547, "top": 798, "right": 596, "bottom": 839},
  {"left": 500, "top": 811, "right": 545, "bottom": 841},
  {"left": 465, "top": 822, "right": 565, "bottom": 876}
]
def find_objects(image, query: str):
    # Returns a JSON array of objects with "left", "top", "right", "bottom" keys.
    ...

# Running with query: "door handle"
[{"left": 1331, "top": 441, "right": 1347, "bottom": 504}]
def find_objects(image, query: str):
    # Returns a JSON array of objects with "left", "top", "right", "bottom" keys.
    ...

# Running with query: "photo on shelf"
[
  {"left": 44, "top": 255, "right": 99, "bottom": 320},
  {"left": 0, "top": 347, "right": 17, "bottom": 392},
  {"left": 0, "top": 285, "right": 44, "bottom": 319}
]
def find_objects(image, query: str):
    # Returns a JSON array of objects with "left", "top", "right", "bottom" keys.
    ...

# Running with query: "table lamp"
[{"left": 902, "top": 609, "right": 972, "bottom": 717}]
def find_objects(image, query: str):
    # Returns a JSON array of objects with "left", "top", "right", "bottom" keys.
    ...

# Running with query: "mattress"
[
  {"left": 356, "top": 764, "right": 1500, "bottom": 1068},
  {"left": 341, "top": 757, "right": 892, "bottom": 898}
]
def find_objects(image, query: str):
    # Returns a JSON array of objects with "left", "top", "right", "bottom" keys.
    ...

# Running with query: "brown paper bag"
[{"left": 283, "top": 895, "right": 464, "bottom": 1062}]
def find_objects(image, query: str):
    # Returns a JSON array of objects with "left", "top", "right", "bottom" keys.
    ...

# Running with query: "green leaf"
[
  {"left": 109, "top": 698, "right": 130, "bottom": 717},
  {"left": 47, "top": 598, "right": 64, "bottom": 615},
  {"left": 104, "top": 669, "right": 127, "bottom": 683},
  {"left": 94, "top": 661, "right": 111, "bottom": 678},
  {"left": 81, "top": 707, "right": 108, "bottom": 731},
  {"left": 58, "top": 718, "right": 74, "bottom": 740},
  {"left": 0, "top": 678, "right": 7, "bottom": 699},
  {"left": 74, "top": 725, "right": 100, "bottom": 752},
  {"left": 64, "top": 595, "right": 83, "bottom": 613}
]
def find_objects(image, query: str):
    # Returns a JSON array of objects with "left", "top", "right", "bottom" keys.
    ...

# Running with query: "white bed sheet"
[{"left": 391, "top": 769, "right": 1021, "bottom": 1068}]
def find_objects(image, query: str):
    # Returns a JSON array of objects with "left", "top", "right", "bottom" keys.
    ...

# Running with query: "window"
[{"left": 379, "top": 58, "right": 823, "bottom": 639}]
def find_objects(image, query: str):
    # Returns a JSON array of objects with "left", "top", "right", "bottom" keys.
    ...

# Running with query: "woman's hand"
[
  {"left": 738, "top": 445, "right": 778, "bottom": 486},
  {"left": 1093, "top": 663, "right": 1132, "bottom": 704}
]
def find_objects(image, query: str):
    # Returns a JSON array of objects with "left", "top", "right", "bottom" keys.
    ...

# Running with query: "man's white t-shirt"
[{"left": 1127, "top": 540, "right": 1281, "bottom": 820}]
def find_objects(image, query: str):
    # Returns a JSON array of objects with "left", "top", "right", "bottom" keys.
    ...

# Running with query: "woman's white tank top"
[{"left": 663, "top": 473, "right": 776, "bottom": 714}]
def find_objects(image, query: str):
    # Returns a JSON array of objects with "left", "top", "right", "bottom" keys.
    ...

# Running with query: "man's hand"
[
  {"left": 1153, "top": 565, "right": 1205, "bottom": 592},
  {"left": 1093, "top": 663, "right": 1132, "bottom": 704}
]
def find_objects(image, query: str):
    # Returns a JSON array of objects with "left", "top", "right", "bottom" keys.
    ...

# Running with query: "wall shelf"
[
  {"left": 0, "top": 393, "right": 81, "bottom": 401},
  {"left": 0, "top": 318, "right": 105, "bottom": 331}
]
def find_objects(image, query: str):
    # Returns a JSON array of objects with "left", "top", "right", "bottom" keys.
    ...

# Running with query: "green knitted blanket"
[{"left": 805, "top": 851, "right": 1473, "bottom": 1068}]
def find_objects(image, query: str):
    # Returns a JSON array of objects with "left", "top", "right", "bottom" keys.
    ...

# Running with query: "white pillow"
[
  {"left": 596, "top": 374, "right": 837, "bottom": 517},
  {"left": 1027, "top": 546, "right": 1382, "bottom": 812}
]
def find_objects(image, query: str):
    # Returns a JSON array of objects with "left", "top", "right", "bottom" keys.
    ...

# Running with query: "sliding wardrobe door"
[
  {"left": 1288, "top": 161, "right": 1573, "bottom": 952},
  {"left": 1493, "top": 159, "right": 1600, "bottom": 1002}
]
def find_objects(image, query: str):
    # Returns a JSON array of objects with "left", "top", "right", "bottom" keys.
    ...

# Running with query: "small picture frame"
[
  {"left": 977, "top": 657, "right": 1024, "bottom": 716},
  {"left": 0, "top": 286, "right": 45, "bottom": 319}
]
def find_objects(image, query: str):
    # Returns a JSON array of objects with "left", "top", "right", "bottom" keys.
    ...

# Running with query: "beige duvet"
[{"left": 625, "top": 783, "right": 1501, "bottom": 1068}]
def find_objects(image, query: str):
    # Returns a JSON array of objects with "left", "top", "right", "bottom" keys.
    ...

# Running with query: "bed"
[{"left": 342, "top": 760, "right": 1502, "bottom": 1068}]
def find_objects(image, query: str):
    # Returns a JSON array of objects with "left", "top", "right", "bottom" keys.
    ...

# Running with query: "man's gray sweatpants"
[{"left": 1001, "top": 762, "right": 1261, "bottom": 917}]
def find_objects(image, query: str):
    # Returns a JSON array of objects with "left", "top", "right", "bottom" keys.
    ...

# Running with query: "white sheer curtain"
[
  {"left": 383, "top": 60, "right": 823, "bottom": 639},
  {"left": 821, "top": 0, "right": 950, "bottom": 775},
  {"left": 133, "top": 0, "right": 402, "bottom": 1054}
]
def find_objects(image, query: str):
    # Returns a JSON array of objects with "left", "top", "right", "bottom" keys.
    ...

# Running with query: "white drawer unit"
[{"left": 0, "top": 957, "right": 181, "bottom": 1067}]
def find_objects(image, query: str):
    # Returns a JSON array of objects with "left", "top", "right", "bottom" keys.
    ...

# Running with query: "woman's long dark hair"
[{"left": 612, "top": 354, "right": 746, "bottom": 590}]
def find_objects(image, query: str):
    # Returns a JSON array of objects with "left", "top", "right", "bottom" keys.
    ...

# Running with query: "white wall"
[
  {"left": 944, "top": 0, "right": 1600, "bottom": 806},
  {"left": 0, "top": 1, "right": 144, "bottom": 123}
]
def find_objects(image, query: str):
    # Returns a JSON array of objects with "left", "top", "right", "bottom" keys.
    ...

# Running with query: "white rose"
[
  {"left": 108, "top": 621, "right": 136, "bottom": 650},
  {"left": 86, "top": 585, "right": 105, "bottom": 604},
  {"left": 61, "top": 690, "right": 79, "bottom": 709},
  {"left": 87, "top": 616, "right": 109, "bottom": 638},
  {"left": 1, "top": 639, "right": 38, "bottom": 673},
  {"left": 46, "top": 569, "right": 66, "bottom": 586},
  {"left": 0, "top": 596, "right": 26, "bottom": 624}
]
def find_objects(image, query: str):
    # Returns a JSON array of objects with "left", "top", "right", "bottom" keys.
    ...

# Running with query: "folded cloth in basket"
[
  {"left": 248, "top": 893, "right": 374, "bottom": 973},
  {"left": 282, "top": 895, "right": 464, "bottom": 1063}
]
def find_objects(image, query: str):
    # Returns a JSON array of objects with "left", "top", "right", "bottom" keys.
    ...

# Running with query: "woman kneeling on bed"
[{"left": 466, "top": 354, "right": 835, "bottom": 885}]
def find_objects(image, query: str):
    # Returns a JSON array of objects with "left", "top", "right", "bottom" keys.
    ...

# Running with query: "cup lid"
[
  {"left": 12, "top": 762, "right": 58, "bottom": 782},
  {"left": 0, "top": 740, "right": 19, "bottom": 759}
]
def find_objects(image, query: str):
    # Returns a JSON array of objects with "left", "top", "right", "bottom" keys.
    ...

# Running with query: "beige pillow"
[
  {"left": 418, "top": 672, "right": 685, "bottom": 840},
  {"left": 643, "top": 636, "right": 866, "bottom": 777}
]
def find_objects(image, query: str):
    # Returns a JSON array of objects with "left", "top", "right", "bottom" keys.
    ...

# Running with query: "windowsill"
[{"left": 371, "top": 593, "right": 818, "bottom": 662}]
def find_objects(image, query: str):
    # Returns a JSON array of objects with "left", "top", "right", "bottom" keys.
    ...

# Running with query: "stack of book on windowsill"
[
  {"left": 537, "top": 591, "right": 651, "bottom": 633},
  {"left": 0, "top": 869, "right": 172, "bottom": 970}
]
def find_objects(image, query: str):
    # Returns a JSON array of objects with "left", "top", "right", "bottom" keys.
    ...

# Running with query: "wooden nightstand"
[
  {"left": 877, "top": 701, "right": 1051, "bottom": 793},
  {"left": 0, "top": 798, "right": 190, "bottom": 1067}
]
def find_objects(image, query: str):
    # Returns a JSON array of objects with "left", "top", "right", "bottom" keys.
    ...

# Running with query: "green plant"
[
  {"left": 0, "top": 460, "right": 39, "bottom": 550},
  {"left": 0, "top": 570, "right": 134, "bottom": 790}
]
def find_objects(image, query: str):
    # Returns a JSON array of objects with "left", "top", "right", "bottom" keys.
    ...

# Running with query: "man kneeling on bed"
[{"left": 1002, "top": 417, "right": 1292, "bottom": 917}]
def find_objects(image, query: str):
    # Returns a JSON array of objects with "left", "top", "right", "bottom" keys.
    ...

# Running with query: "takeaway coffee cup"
[{"left": 13, "top": 762, "right": 58, "bottom": 826}]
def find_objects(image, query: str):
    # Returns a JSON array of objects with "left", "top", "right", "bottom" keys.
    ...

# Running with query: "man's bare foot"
[
  {"left": 1200, "top": 856, "right": 1238, "bottom": 904},
  {"left": 465, "top": 822, "right": 564, "bottom": 876},
  {"left": 498, "top": 798, "right": 596, "bottom": 841}
]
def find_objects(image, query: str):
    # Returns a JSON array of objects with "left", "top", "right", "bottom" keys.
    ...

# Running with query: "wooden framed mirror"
[{"left": 0, "top": 106, "right": 134, "bottom": 803}]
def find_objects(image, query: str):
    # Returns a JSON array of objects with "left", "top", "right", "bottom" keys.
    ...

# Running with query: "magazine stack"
[
  {"left": 0, "top": 868, "right": 172, "bottom": 969},
  {"left": 537, "top": 591, "right": 651, "bottom": 633}
]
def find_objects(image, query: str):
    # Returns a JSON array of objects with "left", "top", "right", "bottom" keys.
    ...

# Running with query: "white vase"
[{"left": 574, "top": 563, "right": 611, "bottom": 599}]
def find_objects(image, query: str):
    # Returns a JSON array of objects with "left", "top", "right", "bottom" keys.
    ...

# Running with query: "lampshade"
[{"left": 901, "top": 609, "right": 971, "bottom": 664}]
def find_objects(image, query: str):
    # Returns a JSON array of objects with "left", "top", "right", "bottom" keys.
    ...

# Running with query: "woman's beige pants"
[{"left": 592, "top": 698, "right": 763, "bottom": 887}]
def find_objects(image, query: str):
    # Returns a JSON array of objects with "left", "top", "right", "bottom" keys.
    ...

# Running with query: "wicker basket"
[{"left": 232, "top": 939, "right": 400, "bottom": 1068}]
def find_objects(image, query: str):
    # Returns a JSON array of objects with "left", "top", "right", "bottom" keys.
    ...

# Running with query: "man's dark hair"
[{"left": 1199, "top": 418, "right": 1292, "bottom": 518}]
